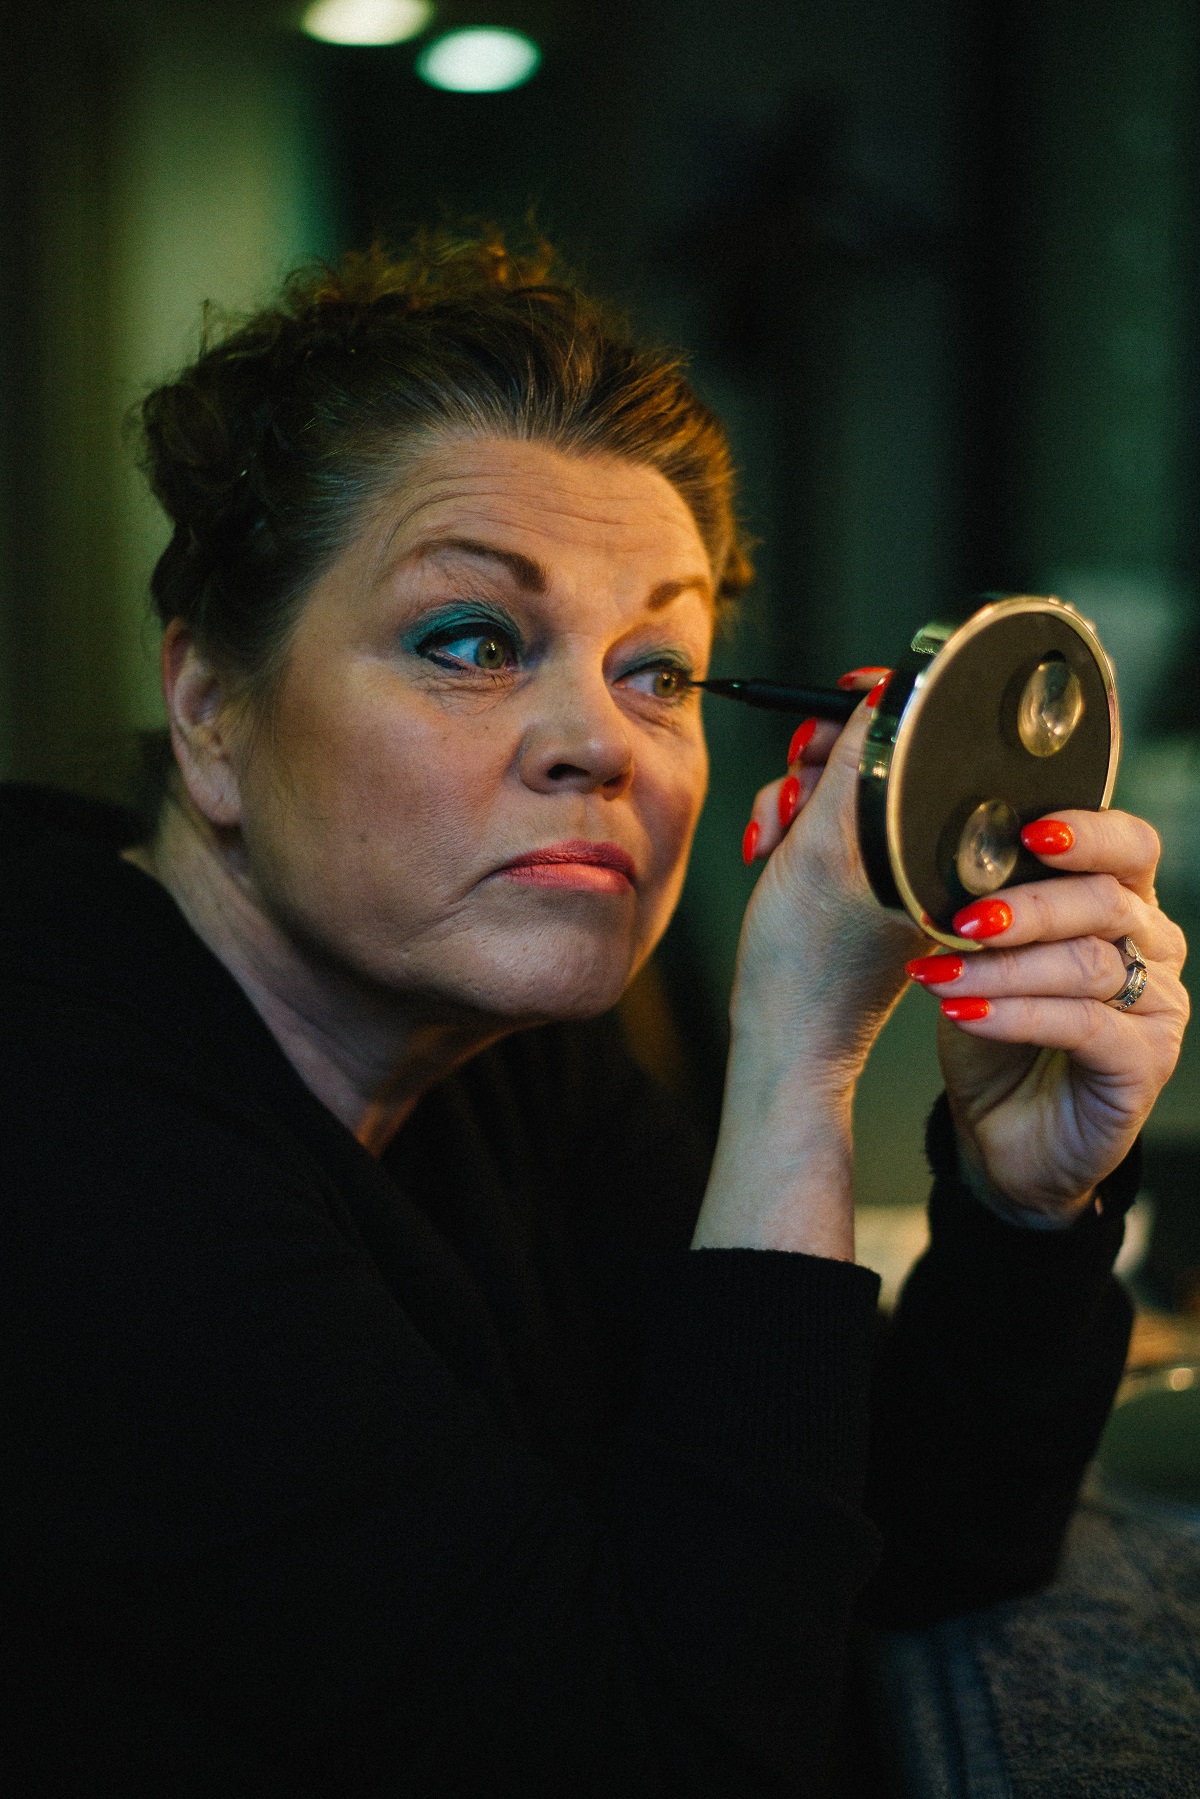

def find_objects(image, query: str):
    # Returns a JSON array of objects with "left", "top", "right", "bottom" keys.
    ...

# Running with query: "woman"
[{"left": 4, "top": 233, "right": 1187, "bottom": 1795}]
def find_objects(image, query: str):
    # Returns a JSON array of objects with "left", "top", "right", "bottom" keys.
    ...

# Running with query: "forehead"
[{"left": 374, "top": 435, "right": 712, "bottom": 579}]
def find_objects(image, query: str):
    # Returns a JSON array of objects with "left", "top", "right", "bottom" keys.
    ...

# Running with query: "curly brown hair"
[{"left": 138, "top": 227, "right": 753, "bottom": 690}]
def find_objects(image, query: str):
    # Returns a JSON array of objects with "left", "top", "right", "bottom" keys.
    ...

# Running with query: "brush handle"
[{"left": 694, "top": 678, "right": 859, "bottom": 722}]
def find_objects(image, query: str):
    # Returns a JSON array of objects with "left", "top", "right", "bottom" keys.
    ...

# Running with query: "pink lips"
[{"left": 497, "top": 839, "right": 637, "bottom": 894}]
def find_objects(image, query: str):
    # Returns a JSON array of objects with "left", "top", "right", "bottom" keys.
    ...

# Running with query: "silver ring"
[{"left": 1106, "top": 936, "right": 1148, "bottom": 1011}]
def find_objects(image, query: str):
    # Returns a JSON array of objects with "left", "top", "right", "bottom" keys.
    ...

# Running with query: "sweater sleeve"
[
  {"left": 6, "top": 1005, "right": 883, "bottom": 1798},
  {"left": 862, "top": 1093, "right": 1138, "bottom": 1628}
]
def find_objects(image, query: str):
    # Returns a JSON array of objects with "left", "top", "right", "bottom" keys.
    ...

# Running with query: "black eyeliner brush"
[{"left": 691, "top": 678, "right": 860, "bottom": 722}]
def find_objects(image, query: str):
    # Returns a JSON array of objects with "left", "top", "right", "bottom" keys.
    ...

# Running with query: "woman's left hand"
[{"left": 906, "top": 809, "right": 1189, "bottom": 1225}]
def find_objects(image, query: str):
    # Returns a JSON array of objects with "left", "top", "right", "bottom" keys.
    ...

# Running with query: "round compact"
[{"left": 856, "top": 595, "right": 1120, "bottom": 948}]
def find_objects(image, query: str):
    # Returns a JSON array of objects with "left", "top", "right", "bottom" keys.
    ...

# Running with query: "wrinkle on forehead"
[{"left": 367, "top": 434, "right": 714, "bottom": 588}]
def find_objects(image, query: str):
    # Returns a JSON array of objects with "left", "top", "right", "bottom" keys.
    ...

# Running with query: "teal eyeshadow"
[{"left": 401, "top": 603, "right": 522, "bottom": 657}]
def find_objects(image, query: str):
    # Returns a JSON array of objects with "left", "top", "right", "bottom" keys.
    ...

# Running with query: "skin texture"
[{"left": 141, "top": 431, "right": 1188, "bottom": 1253}]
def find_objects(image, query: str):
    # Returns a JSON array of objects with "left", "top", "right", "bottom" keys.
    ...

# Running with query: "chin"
[{"left": 441, "top": 927, "right": 641, "bottom": 1025}]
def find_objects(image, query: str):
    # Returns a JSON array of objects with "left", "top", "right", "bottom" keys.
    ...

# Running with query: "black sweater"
[{"left": 1, "top": 786, "right": 1137, "bottom": 1795}]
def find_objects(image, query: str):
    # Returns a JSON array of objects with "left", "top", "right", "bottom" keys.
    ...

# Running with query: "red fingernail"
[
  {"left": 787, "top": 718, "right": 817, "bottom": 764},
  {"left": 837, "top": 665, "right": 891, "bottom": 691},
  {"left": 940, "top": 997, "right": 990, "bottom": 1022},
  {"left": 952, "top": 898, "right": 1013, "bottom": 940},
  {"left": 1021, "top": 818, "right": 1074, "bottom": 856},
  {"left": 778, "top": 775, "right": 801, "bottom": 830},
  {"left": 741, "top": 820, "right": 760, "bottom": 865},
  {"left": 866, "top": 675, "right": 890, "bottom": 708},
  {"left": 907, "top": 954, "right": 964, "bottom": 985}
]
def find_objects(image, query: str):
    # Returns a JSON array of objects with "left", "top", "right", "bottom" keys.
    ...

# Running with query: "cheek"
[
  {"left": 244, "top": 670, "right": 507, "bottom": 900},
  {"left": 639, "top": 737, "right": 708, "bottom": 890}
]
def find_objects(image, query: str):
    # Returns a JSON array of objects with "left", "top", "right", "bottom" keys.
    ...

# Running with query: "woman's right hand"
[
  {"left": 733, "top": 673, "right": 925, "bottom": 1076},
  {"left": 693, "top": 673, "right": 927, "bottom": 1259}
]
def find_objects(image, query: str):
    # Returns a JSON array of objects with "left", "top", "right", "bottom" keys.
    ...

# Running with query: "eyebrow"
[
  {"left": 407, "top": 536, "right": 547, "bottom": 592},
  {"left": 645, "top": 576, "right": 714, "bottom": 610},
  {"left": 407, "top": 536, "right": 713, "bottom": 611}
]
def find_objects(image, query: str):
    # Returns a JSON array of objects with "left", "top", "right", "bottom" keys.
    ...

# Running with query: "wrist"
[
  {"left": 728, "top": 932, "right": 913, "bottom": 1099},
  {"left": 726, "top": 984, "right": 877, "bottom": 1105},
  {"left": 693, "top": 1054, "right": 856, "bottom": 1257}
]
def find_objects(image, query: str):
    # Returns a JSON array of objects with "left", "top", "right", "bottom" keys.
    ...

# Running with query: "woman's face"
[{"left": 226, "top": 436, "right": 715, "bottom": 1024}]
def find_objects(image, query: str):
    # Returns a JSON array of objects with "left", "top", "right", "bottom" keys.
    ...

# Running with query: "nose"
[{"left": 516, "top": 664, "right": 634, "bottom": 799}]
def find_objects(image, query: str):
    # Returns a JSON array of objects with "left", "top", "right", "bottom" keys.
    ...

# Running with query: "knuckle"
[
  {"left": 1073, "top": 935, "right": 1116, "bottom": 991},
  {"left": 1162, "top": 917, "right": 1188, "bottom": 972},
  {"left": 1009, "top": 996, "right": 1038, "bottom": 1038},
  {"left": 1137, "top": 817, "right": 1163, "bottom": 868},
  {"left": 1095, "top": 871, "right": 1126, "bottom": 916},
  {"left": 1020, "top": 881, "right": 1055, "bottom": 936},
  {"left": 976, "top": 946, "right": 1017, "bottom": 988}
]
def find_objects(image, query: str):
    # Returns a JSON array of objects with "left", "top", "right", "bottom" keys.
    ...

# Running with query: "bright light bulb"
[
  {"left": 301, "top": 0, "right": 433, "bottom": 46},
  {"left": 416, "top": 27, "right": 541, "bottom": 93}
]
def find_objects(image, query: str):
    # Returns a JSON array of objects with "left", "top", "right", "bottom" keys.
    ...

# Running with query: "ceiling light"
[
  {"left": 416, "top": 27, "right": 541, "bottom": 92},
  {"left": 301, "top": 0, "right": 434, "bottom": 46}
]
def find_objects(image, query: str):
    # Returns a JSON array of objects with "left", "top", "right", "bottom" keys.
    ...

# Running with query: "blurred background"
[{"left": 2, "top": 0, "right": 1199, "bottom": 1311}]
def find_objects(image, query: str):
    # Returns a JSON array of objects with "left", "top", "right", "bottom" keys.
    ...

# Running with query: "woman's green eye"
[
  {"left": 475, "top": 637, "right": 509, "bottom": 671},
  {"left": 420, "top": 624, "right": 518, "bottom": 672},
  {"left": 619, "top": 661, "right": 692, "bottom": 701}
]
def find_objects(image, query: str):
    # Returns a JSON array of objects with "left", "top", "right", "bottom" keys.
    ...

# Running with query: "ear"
[{"left": 161, "top": 620, "right": 245, "bottom": 829}]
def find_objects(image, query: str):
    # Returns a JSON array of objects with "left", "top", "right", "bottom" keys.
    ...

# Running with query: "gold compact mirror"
[{"left": 856, "top": 595, "right": 1120, "bottom": 948}]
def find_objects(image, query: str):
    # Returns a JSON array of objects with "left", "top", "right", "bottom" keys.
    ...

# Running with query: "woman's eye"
[
  {"left": 620, "top": 662, "right": 692, "bottom": 701},
  {"left": 423, "top": 628, "right": 519, "bottom": 673}
]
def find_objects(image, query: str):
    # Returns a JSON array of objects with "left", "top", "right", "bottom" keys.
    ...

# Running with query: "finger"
[
  {"left": 910, "top": 938, "right": 1182, "bottom": 1015},
  {"left": 935, "top": 993, "right": 1185, "bottom": 1086},
  {"left": 949, "top": 876, "right": 1185, "bottom": 971},
  {"left": 784, "top": 716, "right": 841, "bottom": 769},
  {"left": 784, "top": 680, "right": 886, "bottom": 772},
  {"left": 837, "top": 665, "right": 892, "bottom": 692},
  {"left": 744, "top": 694, "right": 878, "bottom": 861},
  {"left": 742, "top": 766, "right": 823, "bottom": 861},
  {"left": 1019, "top": 808, "right": 1162, "bottom": 902}
]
